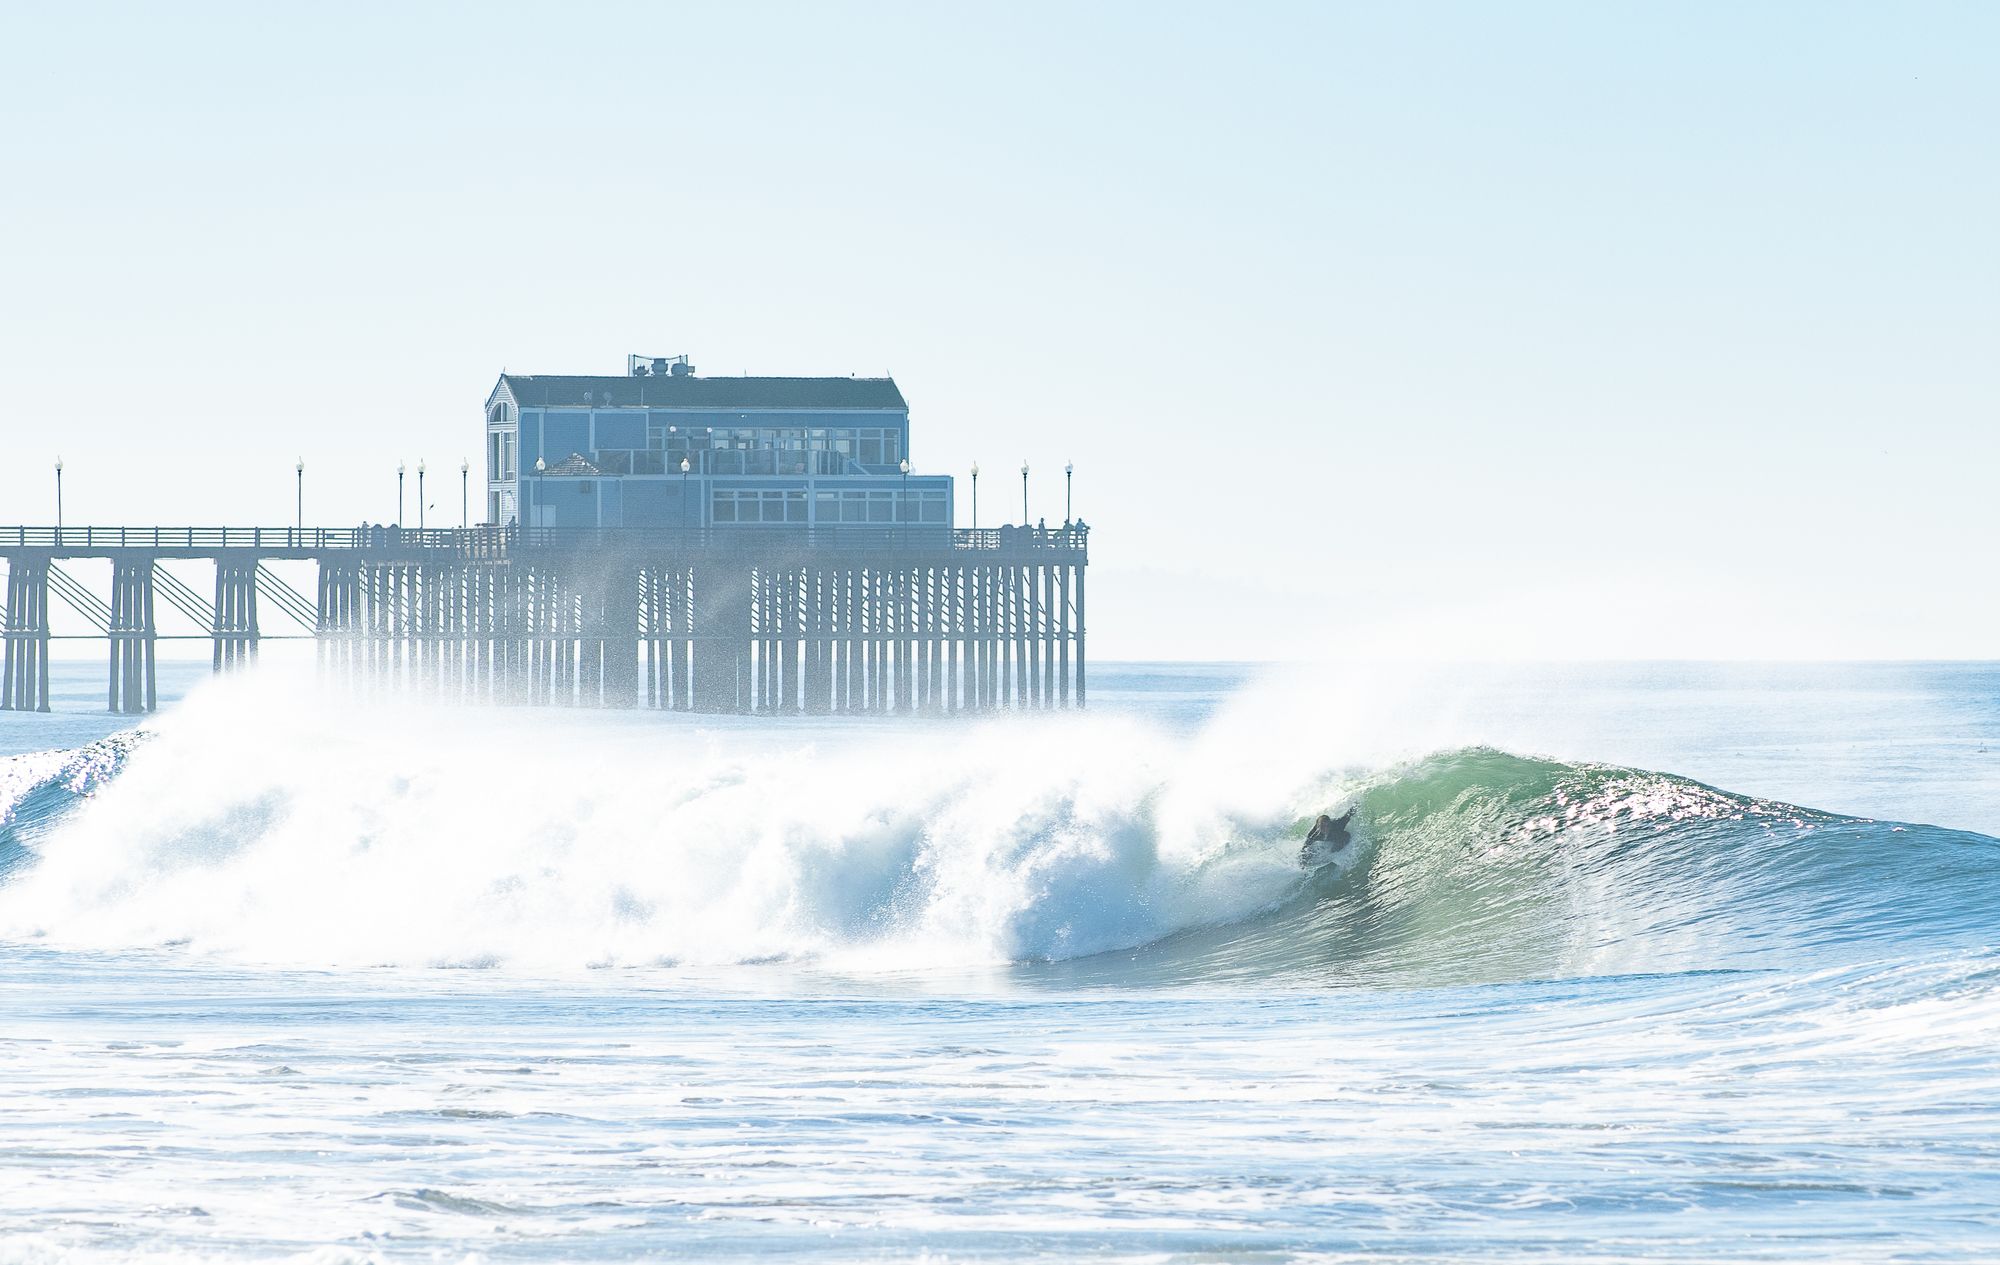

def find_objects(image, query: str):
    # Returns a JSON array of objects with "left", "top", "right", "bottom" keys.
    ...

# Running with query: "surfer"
[{"left": 1300, "top": 811, "right": 1352, "bottom": 868}]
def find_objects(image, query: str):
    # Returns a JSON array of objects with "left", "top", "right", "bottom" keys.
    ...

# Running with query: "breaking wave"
[{"left": 1, "top": 675, "right": 1994, "bottom": 982}]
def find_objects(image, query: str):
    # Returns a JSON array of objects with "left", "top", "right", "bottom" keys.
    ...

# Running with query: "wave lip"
[
  {"left": 0, "top": 689, "right": 1318, "bottom": 971},
  {"left": 0, "top": 733, "right": 148, "bottom": 878}
]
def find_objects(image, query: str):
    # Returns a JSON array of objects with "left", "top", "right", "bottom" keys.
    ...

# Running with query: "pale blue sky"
[{"left": 2, "top": 2, "right": 1994, "bottom": 659}]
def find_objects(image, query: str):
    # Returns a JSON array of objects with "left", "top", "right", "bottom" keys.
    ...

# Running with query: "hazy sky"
[{"left": 2, "top": 2, "right": 1994, "bottom": 660}]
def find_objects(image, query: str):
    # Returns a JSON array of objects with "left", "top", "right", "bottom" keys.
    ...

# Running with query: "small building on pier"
[
  {"left": 2, "top": 353, "right": 1084, "bottom": 717},
  {"left": 485, "top": 355, "right": 952, "bottom": 536}
]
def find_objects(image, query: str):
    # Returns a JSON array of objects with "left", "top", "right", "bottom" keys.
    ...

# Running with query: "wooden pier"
[{"left": 0, "top": 525, "right": 1087, "bottom": 715}]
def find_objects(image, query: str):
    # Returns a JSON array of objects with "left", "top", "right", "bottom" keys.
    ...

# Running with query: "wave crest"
[{"left": 0, "top": 680, "right": 1994, "bottom": 980}]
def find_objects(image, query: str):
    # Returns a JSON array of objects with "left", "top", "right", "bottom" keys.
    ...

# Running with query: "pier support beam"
[
  {"left": 107, "top": 558, "right": 157, "bottom": 714},
  {"left": 599, "top": 567, "right": 639, "bottom": 708},
  {"left": 213, "top": 558, "right": 260, "bottom": 672},
  {"left": 1, "top": 558, "right": 52, "bottom": 713},
  {"left": 691, "top": 564, "right": 752, "bottom": 713},
  {"left": 1074, "top": 563, "right": 1086, "bottom": 708}
]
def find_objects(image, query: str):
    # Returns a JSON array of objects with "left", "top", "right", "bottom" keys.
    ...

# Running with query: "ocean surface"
[{"left": 2, "top": 659, "right": 1998, "bottom": 1262}]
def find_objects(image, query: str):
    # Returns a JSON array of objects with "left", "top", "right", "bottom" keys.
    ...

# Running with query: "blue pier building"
[
  {"left": 0, "top": 352, "right": 1083, "bottom": 717},
  {"left": 484, "top": 354, "right": 953, "bottom": 535}
]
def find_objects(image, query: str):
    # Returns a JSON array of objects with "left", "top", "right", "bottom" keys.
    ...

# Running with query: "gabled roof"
[{"left": 496, "top": 374, "right": 906, "bottom": 411}]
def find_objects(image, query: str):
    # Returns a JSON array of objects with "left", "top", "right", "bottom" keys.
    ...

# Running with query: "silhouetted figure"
[{"left": 1300, "top": 811, "right": 1353, "bottom": 868}]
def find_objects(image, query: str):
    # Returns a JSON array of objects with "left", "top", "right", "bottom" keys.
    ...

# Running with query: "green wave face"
[{"left": 1033, "top": 747, "right": 2000, "bottom": 988}]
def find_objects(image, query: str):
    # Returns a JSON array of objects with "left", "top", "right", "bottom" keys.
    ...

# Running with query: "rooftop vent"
[{"left": 629, "top": 352, "right": 696, "bottom": 377}]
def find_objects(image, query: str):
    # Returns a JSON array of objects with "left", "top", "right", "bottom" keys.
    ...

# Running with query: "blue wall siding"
[
  {"left": 520, "top": 413, "right": 543, "bottom": 468},
  {"left": 543, "top": 412, "right": 591, "bottom": 464},
  {"left": 558, "top": 482, "right": 598, "bottom": 527},
  {"left": 621, "top": 479, "right": 693, "bottom": 528},
  {"left": 593, "top": 412, "right": 646, "bottom": 450},
  {"left": 526, "top": 478, "right": 602, "bottom": 527}
]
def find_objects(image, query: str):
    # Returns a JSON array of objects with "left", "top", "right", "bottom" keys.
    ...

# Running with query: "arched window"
[{"left": 486, "top": 403, "right": 518, "bottom": 481}]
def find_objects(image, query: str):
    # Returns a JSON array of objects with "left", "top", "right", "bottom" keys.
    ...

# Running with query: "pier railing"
[{"left": 0, "top": 524, "right": 1088, "bottom": 558}]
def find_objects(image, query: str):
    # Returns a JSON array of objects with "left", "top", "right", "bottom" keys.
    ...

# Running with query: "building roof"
[
  {"left": 539, "top": 452, "right": 601, "bottom": 476},
  {"left": 496, "top": 374, "right": 906, "bottom": 411}
]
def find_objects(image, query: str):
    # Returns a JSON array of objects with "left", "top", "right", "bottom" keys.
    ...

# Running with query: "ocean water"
[{"left": 2, "top": 659, "right": 1998, "bottom": 1262}]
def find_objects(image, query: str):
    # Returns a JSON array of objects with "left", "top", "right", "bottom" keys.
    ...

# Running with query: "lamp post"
[
  {"left": 1020, "top": 461, "right": 1029, "bottom": 526},
  {"left": 970, "top": 461, "right": 980, "bottom": 529},
  {"left": 900, "top": 458, "right": 910, "bottom": 547},
  {"left": 680, "top": 456, "right": 690, "bottom": 531},
  {"left": 295, "top": 458, "right": 304, "bottom": 532},
  {"left": 54, "top": 457, "right": 63, "bottom": 541},
  {"left": 460, "top": 460, "right": 469, "bottom": 528},
  {"left": 1065, "top": 460, "right": 1074, "bottom": 525},
  {"left": 417, "top": 460, "right": 427, "bottom": 530},
  {"left": 397, "top": 462, "right": 405, "bottom": 526}
]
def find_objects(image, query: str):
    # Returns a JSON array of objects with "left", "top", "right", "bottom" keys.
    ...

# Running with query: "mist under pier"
[{"left": 0, "top": 526, "right": 1086, "bottom": 715}]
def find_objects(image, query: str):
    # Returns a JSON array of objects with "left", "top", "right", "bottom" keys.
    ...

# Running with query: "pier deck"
[{"left": 0, "top": 525, "right": 1086, "bottom": 715}]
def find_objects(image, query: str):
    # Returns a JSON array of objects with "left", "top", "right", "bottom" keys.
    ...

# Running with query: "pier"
[{"left": 0, "top": 524, "right": 1087, "bottom": 715}]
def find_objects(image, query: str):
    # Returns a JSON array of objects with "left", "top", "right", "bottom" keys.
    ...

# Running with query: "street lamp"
[
  {"left": 1020, "top": 460, "right": 1029, "bottom": 526},
  {"left": 970, "top": 461, "right": 980, "bottom": 529},
  {"left": 397, "top": 461, "right": 405, "bottom": 526},
  {"left": 680, "top": 456, "right": 691, "bottom": 530},
  {"left": 295, "top": 458, "right": 304, "bottom": 531},
  {"left": 54, "top": 457, "right": 63, "bottom": 540},
  {"left": 899, "top": 458, "right": 911, "bottom": 547},
  {"left": 417, "top": 460, "right": 427, "bottom": 530},
  {"left": 1065, "top": 460, "right": 1074, "bottom": 525},
  {"left": 460, "top": 459, "right": 469, "bottom": 528}
]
